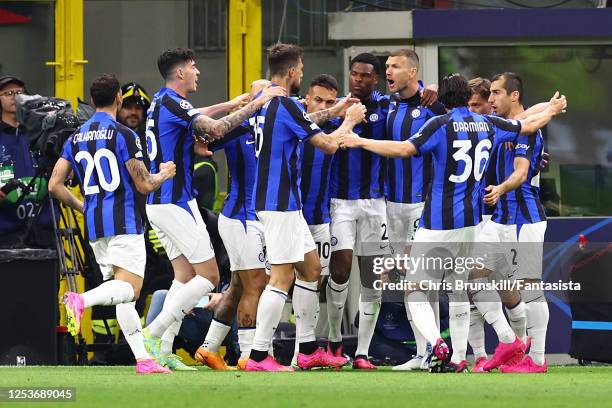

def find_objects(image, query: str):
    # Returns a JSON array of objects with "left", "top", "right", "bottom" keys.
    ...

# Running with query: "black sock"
[
  {"left": 330, "top": 341, "right": 342, "bottom": 353},
  {"left": 299, "top": 341, "right": 318, "bottom": 355},
  {"left": 355, "top": 354, "right": 368, "bottom": 360},
  {"left": 249, "top": 349, "right": 268, "bottom": 363}
]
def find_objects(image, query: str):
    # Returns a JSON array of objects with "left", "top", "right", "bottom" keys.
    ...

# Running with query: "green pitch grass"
[{"left": 0, "top": 365, "right": 610, "bottom": 408}]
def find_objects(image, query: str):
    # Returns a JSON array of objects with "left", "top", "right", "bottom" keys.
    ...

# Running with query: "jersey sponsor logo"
[
  {"left": 452, "top": 121, "right": 490, "bottom": 133},
  {"left": 180, "top": 100, "right": 193, "bottom": 110},
  {"left": 411, "top": 108, "right": 421, "bottom": 119},
  {"left": 515, "top": 143, "right": 529, "bottom": 151},
  {"left": 245, "top": 139, "right": 255, "bottom": 145},
  {"left": 369, "top": 113, "right": 379, "bottom": 122}
]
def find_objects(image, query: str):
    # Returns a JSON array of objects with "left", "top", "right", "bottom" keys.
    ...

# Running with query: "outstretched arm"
[
  {"left": 307, "top": 93, "right": 360, "bottom": 125},
  {"left": 519, "top": 92, "right": 566, "bottom": 135},
  {"left": 309, "top": 103, "right": 366, "bottom": 154},
  {"left": 339, "top": 135, "right": 417, "bottom": 158},
  {"left": 198, "top": 93, "right": 250, "bottom": 118},
  {"left": 192, "top": 86, "right": 286, "bottom": 139},
  {"left": 48, "top": 158, "right": 83, "bottom": 212},
  {"left": 126, "top": 159, "right": 176, "bottom": 194}
]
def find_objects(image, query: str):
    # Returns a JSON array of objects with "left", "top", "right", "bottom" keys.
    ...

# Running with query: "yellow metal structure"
[
  {"left": 46, "top": 0, "right": 87, "bottom": 107},
  {"left": 227, "top": 0, "right": 262, "bottom": 97}
]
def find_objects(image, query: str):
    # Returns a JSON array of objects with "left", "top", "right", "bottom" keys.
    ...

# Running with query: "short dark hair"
[
  {"left": 309, "top": 74, "right": 338, "bottom": 92},
  {"left": 90, "top": 74, "right": 120, "bottom": 108},
  {"left": 350, "top": 53, "right": 381, "bottom": 75},
  {"left": 468, "top": 77, "right": 491, "bottom": 100},
  {"left": 157, "top": 48, "right": 196, "bottom": 80},
  {"left": 439, "top": 73, "right": 471, "bottom": 109},
  {"left": 267, "top": 43, "right": 304, "bottom": 77},
  {"left": 389, "top": 49, "right": 419, "bottom": 69},
  {"left": 491, "top": 72, "right": 523, "bottom": 103}
]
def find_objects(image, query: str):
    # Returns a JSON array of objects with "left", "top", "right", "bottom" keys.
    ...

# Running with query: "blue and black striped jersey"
[
  {"left": 329, "top": 90, "right": 389, "bottom": 200},
  {"left": 209, "top": 123, "right": 257, "bottom": 223},
  {"left": 61, "top": 112, "right": 144, "bottom": 240},
  {"left": 409, "top": 107, "right": 524, "bottom": 230},
  {"left": 300, "top": 121, "right": 336, "bottom": 225},
  {"left": 386, "top": 92, "right": 446, "bottom": 204},
  {"left": 146, "top": 87, "right": 201, "bottom": 205},
  {"left": 250, "top": 95, "right": 322, "bottom": 212},
  {"left": 491, "top": 130, "right": 546, "bottom": 225}
]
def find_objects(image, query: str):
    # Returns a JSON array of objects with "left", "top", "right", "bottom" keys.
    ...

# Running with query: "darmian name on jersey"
[
  {"left": 452, "top": 121, "right": 490, "bottom": 133},
  {"left": 73, "top": 129, "right": 114, "bottom": 144}
]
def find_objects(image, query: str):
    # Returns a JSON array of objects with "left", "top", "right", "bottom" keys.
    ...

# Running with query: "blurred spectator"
[
  {"left": 0, "top": 75, "right": 55, "bottom": 248},
  {"left": 193, "top": 157, "right": 219, "bottom": 211}
]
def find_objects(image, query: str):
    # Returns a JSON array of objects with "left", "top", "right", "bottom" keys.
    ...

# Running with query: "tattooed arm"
[
  {"left": 192, "top": 85, "right": 286, "bottom": 139},
  {"left": 307, "top": 93, "right": 360, "bottom": 125},
  {"left": 48, "top": 158, "right": 84, "bottom": 213},
  {"left": 126, "top": 159, "right": 176, "bottom": 194}
]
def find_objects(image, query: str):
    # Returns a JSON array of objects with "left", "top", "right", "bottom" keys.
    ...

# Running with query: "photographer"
[{"left": 0, "top": 75, "right": 54, "bottom": 248}]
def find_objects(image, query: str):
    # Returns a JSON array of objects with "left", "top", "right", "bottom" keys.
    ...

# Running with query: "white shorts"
[
  {"left": 90, "top": 234, "right": 146, "bottom": 281},
  {"left": 408, "top": 226, "right": 477, "bottom": 287},
  {"left": 516, "top": 221, "right": 546, "bottom": 280},
  {"left": 330, "top": 198, "right": 389, "bottom": 256},
  {"left": 476, "top": 220, "right": 546, "bottom": 281},
  {"left": 146, "top": 199, "right": 215, "bottom": 264},
  {"left": 386, "top": 201, "right": 424, "bottom": 255},
  {"left": 218, "top": 214, "right": 266, "bottom": 272},
  {"left": 309, "top": 223, "right": 331, "bottom": 276},
  {"left": 476, "top": 220, "right": 518, "bottom": 280},
  {"left": 256, "top": 210, "right": 316, "bottom": 264}
]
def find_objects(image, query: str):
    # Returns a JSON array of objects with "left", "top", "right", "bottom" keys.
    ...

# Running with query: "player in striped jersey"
[
  {"left": 478, "top": 73, "right": 549, "bottom": 373},
  {"left": 326, "top": 53, "right": 390, "bottom": 370},
  {"left": 245, "top": 44, "right": 366, "bottom": 372},
  {"left": 193, "top": 79, "right": 271, "bottom": 370},
  {"left": 383, "top": 49, "right": 446, "bottom": 371},
  {"left": 49, "top": 74, "right": 176, "bottom": 374},
  {"left": 290, "top": 74, "right": 348, "bottom": 367},
  {"left": 339, "top": 73, "right": 566, "bottom": 372},
  {"left": 142, "top": 48, "right": 285, "bottom": 370}
]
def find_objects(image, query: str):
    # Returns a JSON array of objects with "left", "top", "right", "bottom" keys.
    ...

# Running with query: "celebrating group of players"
[{"left": 48, "top": 43, "right": 567, "bottom": 374}]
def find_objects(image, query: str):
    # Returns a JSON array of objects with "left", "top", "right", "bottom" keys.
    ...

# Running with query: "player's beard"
[{"left": 290, "top": 81, "right": 301, "bottom": 95}]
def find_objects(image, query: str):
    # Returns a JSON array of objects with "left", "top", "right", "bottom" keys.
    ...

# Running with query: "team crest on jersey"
[
  {"left": 330, "top": 236, "right": 338, "bottom": 246},
  {"left": 411, "top": 109, "right": 421, "bottom": 119},
  {"left": 180, "top": 100, "right": 193, "bottom": 110},
  {"left": 369, "top": 113, "right": 379, "bottom": 122}
]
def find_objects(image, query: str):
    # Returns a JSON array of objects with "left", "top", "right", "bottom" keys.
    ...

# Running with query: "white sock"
[
  {"left": 449, "top": 301, "right": 470, "bottom": 364},
  {"left": 82, "top": 280, "right": 134, "bottom": 308},
  {"left": 251, "top": 285, "right": 288, "bottom": 352},
  {"left": 116, "top": 301, "right": 149, "bottom": 361},
  {"left": 326, "top": 277, "right": 349, "bottom": 343},
  {"left": 355, "top": 286, "right": 381, "bottom": 357},
  {"left": 471, "top": 279, "right": 515, "bottom": 344},
  {"left": 505, "top": 301, "right": 527, "bottom": 343},
  {"left": 526, "top": 298, "right": 549, "bottom": 365},
  {"left": 160, "top": 280, "right": 184, "bottom": 355},
  {"left": 147, "top": 275, "right": 215, "bottom": 338},
  {"left": 468, "top": 306, "right": 487, "bottom": 360},
  {"left": 404, "top": 298, "right": 427, "bottom": 357},
  {"left": 238, "top": 327, "right": 255, "bottom": 360},
  {"left": 293, "top": 279, "right": 320, "bottom": 345},
  {"left": 202, "top": 319, "right": 231, "bottom": 353},
  {"left": 429, "top": 290, "right": 441, "bottom": 331},
  {"left": 407, "top": 291, "right": 441, "bottom": 345}
]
